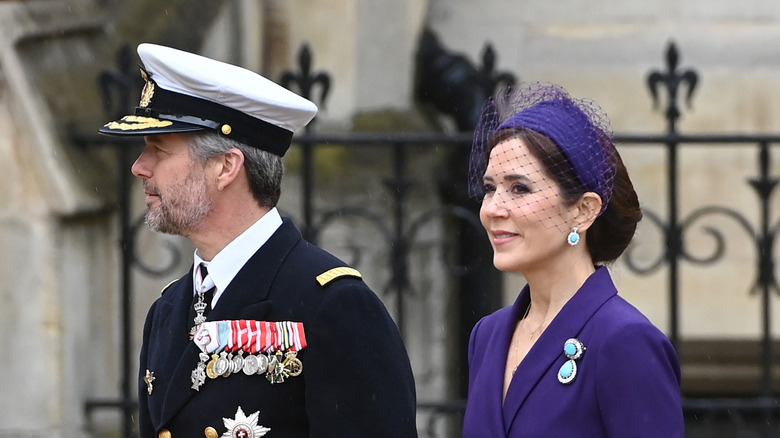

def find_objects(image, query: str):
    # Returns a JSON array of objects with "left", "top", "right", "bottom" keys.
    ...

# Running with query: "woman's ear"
[
  {"left": 215, "top": 148, "right": 245, "bottom": 190},
  {"left": 572, "top": 192, "right": 602, "bottom": 232}
]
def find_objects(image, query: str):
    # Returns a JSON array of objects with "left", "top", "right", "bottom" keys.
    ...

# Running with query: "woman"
[{"left": 463, "top": 83, "right": 684, "bottom": 437}]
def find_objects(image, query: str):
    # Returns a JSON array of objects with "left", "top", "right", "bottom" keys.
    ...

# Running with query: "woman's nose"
[{"left": 481, "top": 193, "right": 509, "bottom": 218}]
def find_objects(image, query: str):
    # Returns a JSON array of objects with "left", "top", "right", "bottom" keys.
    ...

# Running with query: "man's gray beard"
[{"left": 144, "top": 200, "right": 210, "bottom": 235}]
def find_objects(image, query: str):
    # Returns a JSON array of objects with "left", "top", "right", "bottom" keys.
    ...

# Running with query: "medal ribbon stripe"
[
  {"left": 269, "top": 323, "right": 278, "bottom": 352},
  {"left": 256, "top": 320, "right": 267, "bottom": 352},
  {"left": 248, "top": 320, "right": 257, "bottom": 352},
  {"left": 278, "top": 322, "right": 289, "bottom": 351},
  {"left": 264, "top": 321, "right": 273, "bottom": 352},
  {"left": 290, "top": 321, "right": 305, "bottom": 351},
  {"left": 225, "top": 320, "right": 235, "bottom": 351},
  {"left": 218, "top": 321, "right": 230, "bottom": 351}
]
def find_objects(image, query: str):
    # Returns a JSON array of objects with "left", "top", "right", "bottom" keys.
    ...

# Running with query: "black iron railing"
[{"left": 73, "top": 40, "right": 780, "bottom": 438}]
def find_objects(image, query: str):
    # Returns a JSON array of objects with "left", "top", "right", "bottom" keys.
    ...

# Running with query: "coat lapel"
[
  {"left": 502, "top": 267, "right": 617, "bottom": 435},
  {"left": 158, "top": 219, "right": 303, "bottom": 426},
  {"left": 475, "top": 294, "right": 529, "bottom": 437},
  {"left": 152, "top": 271, "right": 196, "bottom": 426}
]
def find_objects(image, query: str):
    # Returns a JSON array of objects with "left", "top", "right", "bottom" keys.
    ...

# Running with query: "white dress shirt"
[{"left": 192, "top": 208, "right": 283, "bottom": 308}]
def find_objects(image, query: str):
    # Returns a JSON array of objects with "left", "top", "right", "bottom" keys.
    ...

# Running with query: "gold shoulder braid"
[{"left": 316, "top": 267, "right": 362, "bottom": 287}]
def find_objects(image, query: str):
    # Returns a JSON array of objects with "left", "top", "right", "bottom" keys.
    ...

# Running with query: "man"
[{"left": 100, "top": 43, "right": 418, "bottom": 438}]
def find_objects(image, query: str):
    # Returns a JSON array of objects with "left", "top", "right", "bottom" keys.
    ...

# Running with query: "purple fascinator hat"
[{"left": 468, "top": 82, "right": 617, "bottom": 215}]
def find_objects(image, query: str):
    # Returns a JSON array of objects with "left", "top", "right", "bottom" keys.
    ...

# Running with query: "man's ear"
[
  {"left": 572, "top": 192, "right": 602, "bottom": 232},
  {"left": 215, "top": 148, "right": 245, "bottom": 190}
]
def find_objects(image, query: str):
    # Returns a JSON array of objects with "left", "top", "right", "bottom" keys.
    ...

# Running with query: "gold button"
[
  {"left": 158, "top": 430, "right": 171, "bottom": 438},
  {"left": 204, "top": 426, "right": 219, "bottom": 438},
  {"left": 221, "top": 124, "right": 232, "bottom": 135}
]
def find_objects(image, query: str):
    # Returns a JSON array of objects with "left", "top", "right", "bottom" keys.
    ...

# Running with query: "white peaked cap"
[{"left": 99, "top": 43, "right": 318, "bottom": 156}]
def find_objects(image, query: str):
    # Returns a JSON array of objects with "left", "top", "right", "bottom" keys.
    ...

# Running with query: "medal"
[
  {"left": 144, "top": 369, "right": 156, "bottom": 395},
  {"left": 242, "top": 354, "right": 260, "bottom": 375},
  {"left": 256, "top": 353, "right": 269, "bottom": 374},
  {"left": 266, "top": 353, "right": 278, "bottom": 374},
  {"left": 191, "top": 352, "right": 209, "bottom": 390},
  {"left": 220, "top": 406, "right": 270, "bottom": 437},
  {"left": 283, "top": 351, "right": 303, "bottom": 377},
  {"left": 231, "top": 351, "right": 244, "bottom": 374},
  {"left": 191, "top": 293, "right": 208, "bottom": 333},
  {"left": 206, "top": 354, "right": 221, "bottom": 379},
  {"left": 266, "top": 352, "right": 285, "bottom": 384},
  {"left": 214, "top": 351, "right": 231, "bottom": 377}
]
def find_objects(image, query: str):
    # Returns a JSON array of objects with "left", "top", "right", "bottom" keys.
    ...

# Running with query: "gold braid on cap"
[{"left": 103, "top": 116, "right": 173, "bottom": 131}]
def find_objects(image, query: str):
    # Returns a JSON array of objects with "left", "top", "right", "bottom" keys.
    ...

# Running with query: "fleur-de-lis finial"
[
  {"left": 647, "top": 41, "right": 699, "bottom": 133},
  {"left": 280, "top": 44, "right": 331, "bottom": 132}
]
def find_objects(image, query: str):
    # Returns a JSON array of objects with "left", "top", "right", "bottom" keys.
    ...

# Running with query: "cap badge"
[
  {"left": 139, "top": 68, "right": 155, "bottom": 108},
  {"left": 220, "top": 406, "right": 270, "bottom": 438}
]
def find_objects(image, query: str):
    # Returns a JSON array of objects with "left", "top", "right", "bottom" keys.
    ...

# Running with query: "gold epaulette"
[
  {"left": 160, "top": 279, "right": 178, "bottom": 296},
  {"left": 316, "top": 267, "right": 362, "bottom": 286}
]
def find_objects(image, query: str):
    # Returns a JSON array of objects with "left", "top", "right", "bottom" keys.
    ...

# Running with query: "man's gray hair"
[{"left": 185, "top": 131, "right": 283, "bottom": 207}]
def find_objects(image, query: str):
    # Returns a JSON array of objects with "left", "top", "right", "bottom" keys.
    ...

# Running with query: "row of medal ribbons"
[{"left": 193, "top": 320, "right": 307, "bottom": 354}]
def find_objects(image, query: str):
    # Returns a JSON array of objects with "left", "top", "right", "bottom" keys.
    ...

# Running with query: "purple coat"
[{"left": 463, "top": 267, "right": 684, "bottom": 437}]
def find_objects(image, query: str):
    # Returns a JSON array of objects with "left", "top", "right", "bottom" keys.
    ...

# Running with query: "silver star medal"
[{"left": 221, "top": 407, "right": 270, "bottom": 438}]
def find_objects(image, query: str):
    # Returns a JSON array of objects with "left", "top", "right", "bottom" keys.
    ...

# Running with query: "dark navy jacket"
[
  {"left": 464, "top": 267, "right": 684, "bottom": 437},
  {"left": 138, "top": 219, "right": 418, "bottom": 437}
]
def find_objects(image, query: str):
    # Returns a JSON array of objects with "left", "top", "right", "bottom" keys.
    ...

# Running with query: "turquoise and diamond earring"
[{"left": 567, "top": 227, "right": 580, "bottom": 246}]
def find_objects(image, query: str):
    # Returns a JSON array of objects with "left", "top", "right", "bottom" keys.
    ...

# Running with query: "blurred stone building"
[{"left": 1, "top": 0, "right": 779, "bottom": 436}]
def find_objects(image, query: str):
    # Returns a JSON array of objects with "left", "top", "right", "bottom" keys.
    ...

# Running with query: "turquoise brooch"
[{"left": 558, "top": 338, "right": 586, "bottom": 384}]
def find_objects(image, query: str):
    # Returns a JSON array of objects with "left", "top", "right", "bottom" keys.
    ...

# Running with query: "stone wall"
[{"left": 0, "top": 2, "right": 116, "bottom": 436}]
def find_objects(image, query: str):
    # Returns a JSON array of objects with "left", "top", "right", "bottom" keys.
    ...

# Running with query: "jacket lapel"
[
  {"left": 151, "top": 271, "right": 196, "bottom": 426},
  {"left": 502, "top": 267, "right": 617, "bottom": 435},
  {"left": 467, "top": 293, "right": 529, "bottom": 437},
  {"left": 158, "top": 219, "right": 302, "bottom": 426}
]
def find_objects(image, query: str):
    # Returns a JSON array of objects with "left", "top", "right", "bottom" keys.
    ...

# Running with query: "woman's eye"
[
  {"left": 482, "top": 183, "right": 496, "bottom": 194},
  {"left": 511, "top": 183, "right": 531, "bottom": 194}
]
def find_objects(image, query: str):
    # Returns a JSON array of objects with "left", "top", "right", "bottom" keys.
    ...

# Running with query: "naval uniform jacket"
[
  {"left": 138, "top": 219, "right": 418, "bottom": 437},
  {"left": 463, "top": 267, "right": 684, "bottom": 437}
]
